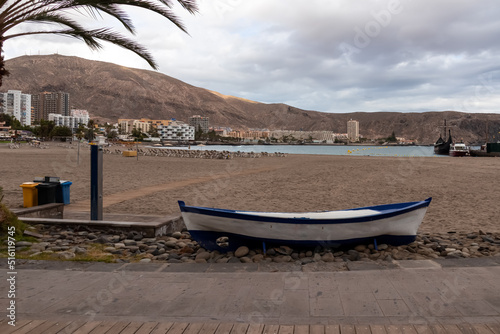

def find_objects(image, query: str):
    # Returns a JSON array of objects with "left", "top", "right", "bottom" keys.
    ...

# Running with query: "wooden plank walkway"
[{"left": 1, "top": 320, "right": 499, "bottom": 334}]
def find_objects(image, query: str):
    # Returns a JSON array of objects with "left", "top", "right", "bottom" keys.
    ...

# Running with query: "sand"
[{"left": 1, "top": 142, "right": 499, "bottom": 234}]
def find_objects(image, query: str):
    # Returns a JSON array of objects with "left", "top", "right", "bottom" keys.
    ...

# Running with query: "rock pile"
[
  {"left": 103, "top": 148, "right": 287, "bottom": 159},
  {"left": 14, "top": 225, "right": 500, "bottom": 265}
]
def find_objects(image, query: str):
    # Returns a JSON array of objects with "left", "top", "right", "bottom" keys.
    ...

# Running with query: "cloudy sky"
[{"left": 4, "top": 0, "right": 500, "bottom": 113}]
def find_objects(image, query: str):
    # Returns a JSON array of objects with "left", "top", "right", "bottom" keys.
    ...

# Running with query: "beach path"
[{"left": 65, "top": 165, "right": 282, "bottom": 212}]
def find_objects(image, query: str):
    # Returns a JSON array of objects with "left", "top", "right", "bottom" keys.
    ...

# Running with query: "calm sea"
[{"left": 159, "top": 145, "right": 447, "bottom": 157}]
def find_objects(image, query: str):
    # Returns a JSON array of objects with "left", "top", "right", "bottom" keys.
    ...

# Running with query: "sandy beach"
[{"left": 1, "top": 143, "right": 499, "bottom": 234}]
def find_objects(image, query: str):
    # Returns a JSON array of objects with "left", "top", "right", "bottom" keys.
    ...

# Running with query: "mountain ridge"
[{"left": 3, "top": 54, "right": 500, "bottom": 144}]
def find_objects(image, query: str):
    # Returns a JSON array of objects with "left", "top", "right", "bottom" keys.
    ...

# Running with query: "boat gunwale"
[{"left": 178, "top": 198, "right": 432, "bottom": 225}]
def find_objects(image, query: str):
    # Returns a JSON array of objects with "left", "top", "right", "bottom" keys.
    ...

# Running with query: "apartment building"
[
  {"left": 32, "top": 91, "right": 70, "bottom": 121},
  {"left": 189, "top": 115, "right": 209, "bottom": 133},
  {"left": 158, "top": 121, "right": 195, "bottom": 141},
  {"left": 0, "top": 90, "right": 32, "bottom": 126}
]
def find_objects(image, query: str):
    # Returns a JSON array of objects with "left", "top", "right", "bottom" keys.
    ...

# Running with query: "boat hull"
[{"left": 179, "top": 198, "right": 432, "bottom": 251}]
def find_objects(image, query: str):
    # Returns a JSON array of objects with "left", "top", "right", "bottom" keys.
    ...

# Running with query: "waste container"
[
  {"left": 55, "top": 181, "right": 72, "bottom": 205},
  {"left": 19, "top": 182, "right": 39, "bottom": 208},
  {"left": 36, "top": 182, "right": 58, "bottom": 205},
  {"left": 45, "top": 176, "right": 60, "bottom": 183}
]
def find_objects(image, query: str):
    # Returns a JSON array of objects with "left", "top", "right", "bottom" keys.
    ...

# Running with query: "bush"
[{"left": 0, "top": 187, "right": 27, "bottom": 240}]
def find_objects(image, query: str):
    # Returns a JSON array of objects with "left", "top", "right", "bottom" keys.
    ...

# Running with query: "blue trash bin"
[{"left": 55, "top": 181, "right": 72, "bottom": 205}]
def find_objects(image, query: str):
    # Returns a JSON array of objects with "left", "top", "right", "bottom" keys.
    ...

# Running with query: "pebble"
[
  {"left": 12, "top": 225, "right": 500, "bottom": 266},
  {"left": 195, "top": 252, "right": 211, "bottom": 261},
  {"left": 16, "top": 241, "right": 33, "bottom": 247},
  {"left": 235, "top": 246, "right": 250, "bottom": 258}
]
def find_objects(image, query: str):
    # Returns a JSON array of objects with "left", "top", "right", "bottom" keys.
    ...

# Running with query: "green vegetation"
[
  {"left": 387, "top": 131, "right": 397, "bottom": 142},
  {"left": 0, "top": 187, "right": 28, "bottom": 241},
  {"left": 0, "top": 1, "right": 199, "bottom": 86}
]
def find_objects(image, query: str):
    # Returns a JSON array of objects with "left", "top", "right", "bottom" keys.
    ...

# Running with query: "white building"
[
  {"left": 48, "top": 113, "right": 88, "bottom": 130},
  {"left": 0, "top": 90, "right": 32, "bottom": 126},
  {"left": 347, "top": 119, "right": 360, "bottom": 142},
  {"left": 158, "top": 121, "right": 195, "bottom": 141}
]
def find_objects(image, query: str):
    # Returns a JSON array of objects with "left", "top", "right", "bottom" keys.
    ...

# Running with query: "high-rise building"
[
  {"left": 32, "top": 91, "right": 70, "bottom": 121},
  {"left": 0, "top": 90, "right": 32, "bottom": 126},
  {"left": 189, "top": 115, "right": 209, "bottom": 133},
  {"left": 347, "top": 119, "right": 359, "bottom": 142}
]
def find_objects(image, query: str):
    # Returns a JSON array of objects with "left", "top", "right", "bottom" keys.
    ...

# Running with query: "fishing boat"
[
  {"left": 178, "top": 198, "right": 432, "bottom": 251},
  {"left": 434, "top": 120, "right": 452, "bottom": 155},
  {"left": 449, "top": 142, "right": 469, "bottom": 157}
]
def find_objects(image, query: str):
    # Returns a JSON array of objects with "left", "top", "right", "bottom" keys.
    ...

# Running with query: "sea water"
[{"left": 158, "top": 145, "right": 444, "bottom": 157}]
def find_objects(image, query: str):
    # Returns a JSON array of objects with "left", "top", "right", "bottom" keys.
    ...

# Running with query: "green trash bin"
[{"left": 36, "top": 183, "right": 57, "bottom": 205}]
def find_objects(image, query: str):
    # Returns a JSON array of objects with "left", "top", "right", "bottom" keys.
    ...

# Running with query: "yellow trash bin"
[{"left": 20, "top": 182, "right": 39, "bottom": 208}]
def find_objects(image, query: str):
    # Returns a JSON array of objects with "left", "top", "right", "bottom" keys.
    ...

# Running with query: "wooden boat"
[
  {"left": 449, "top": 142, "right": 469, "bottom": 157},
  {"left": 434, "top": 130, "right": 452, "bottom": 155},
  {"left": 178, "top": 198, "right": 432, "bottom": 251}
]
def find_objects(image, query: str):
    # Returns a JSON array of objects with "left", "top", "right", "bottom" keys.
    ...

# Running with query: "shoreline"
[{"left": 1, "top": 143, "right": 499, "bottom": 236}]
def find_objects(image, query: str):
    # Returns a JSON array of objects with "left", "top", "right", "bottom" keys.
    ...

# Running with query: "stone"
[
  {"left": 301, "top": 258, "right": 314, "bottom": 265},
  {"left": 240, "top": 257, "right": 253, "bottom": 263},
  {"left": 313, "top": 253, "right": 322, "bottom": 262},
  {"left": 16, "top": 241, "right": 33, "bottom": 247},
  {"left": 235, "top": 246, "right": 250, "bottom": 258},
  {"left": 157, "top": 254, "right": 169, "bottom": 261},
  {"left": 104, "top": 247, "right": 116, "bottom": 253},
  {"left": 54, "top": 251, "right": 76, "bottom": 260},
  {"left": 354, "top": 245, "right": 367, "bottom": 252},
  {"left": 165, "top": 241, "right": 177, "bottom": 248},
  {"left": 172, "top": 232, "right": 183, "bottom": 239},
  {"left": 377, "top": 244, "right": 389, "bottom": 250},
  {"left": 347, "top": 250, "right": 360, "bottom": 261},
  {"left": 321, "top": 253, "right": 335, "bottom": 262},
  {"left": 482, "top": 236, "right": 495, "bottom": 243},
  {"left": 305, "top": 250, "right": 313, "bottom": 257},
  {"left": 23, "top": 230, "right": 43, "bottom": 239},
  {"left": 139, "top": 258, "right": 151, "bottom": 263},
  {"left": 109, "top": 235, "right": 121, "bottom": 243},
  {"left": 31, "top": 242, "right": 50, "bottom": 251},
  {"left": 114, "top": 243, "right": 126, "bottom": 249},
  {"left": 74, "top": 247, "right": 87, "bottom": 255},
  {"left": 195, "top": 252, "right": 211, "bottom": 261},
  {"left": 123, "top": 239, "right": 137, "bottom": 246},
  {"left": 228, "top": 256, "right": 241, "bottom": 263},
  {"left": 195, "top": 258, "right": 207, "bottom": 263},
  {"left": 266, "top": 248, "right": 276, "bottom": 256},
  {"left": 276, "top": 246, "right": 293, "bottom": 255},
  {"left": 333, "top": 251, "right": 344, "bottom": 257},
  {"left": 95, "top": 236, "right": 110, "bottom": 244},
  {"left": 252, "top": 254, "right": 264, "bottom": 263},
  {"left": 168, "top": 259, "right": 183, "bottom": 263},
  {"left": 179, "top": 246, "right": 194, "bottom": 254},
  {"left": 125, "top": 246, "right": 139, "bottom": 252}
]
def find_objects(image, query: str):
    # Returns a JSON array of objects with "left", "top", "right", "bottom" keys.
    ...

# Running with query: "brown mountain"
[{"left": 3, "top": 54, "right": 500, "bottom": 144}]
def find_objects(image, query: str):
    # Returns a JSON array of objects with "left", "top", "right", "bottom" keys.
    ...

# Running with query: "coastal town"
[{"left": 1, "top": 89, "right": 419, "bottom": 145}]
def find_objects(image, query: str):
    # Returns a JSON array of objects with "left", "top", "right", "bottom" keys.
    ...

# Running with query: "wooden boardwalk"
[{"left": 1, "top": 320, "right": 500, "bottom": 334}]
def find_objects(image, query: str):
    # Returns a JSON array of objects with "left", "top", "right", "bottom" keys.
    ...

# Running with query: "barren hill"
[{"left": 3, "top": 55, "right": 500, "bottom": 144}]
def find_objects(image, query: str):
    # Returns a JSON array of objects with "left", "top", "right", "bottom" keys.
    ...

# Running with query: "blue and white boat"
[{"left": 178, "top": 198, "right": 432, "bottom": 251}]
